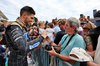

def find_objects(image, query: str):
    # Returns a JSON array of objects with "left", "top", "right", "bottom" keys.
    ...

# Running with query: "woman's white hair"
[{"left": 67, "top": 17, "right": 80, "bottom": 32}]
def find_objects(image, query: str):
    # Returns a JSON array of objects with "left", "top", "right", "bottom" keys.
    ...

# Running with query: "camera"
[
  {"left": 44, "top": 45, "right": 57, "bottom": 51},
  {"left": 45, "top": 45, "right": 52, "bottom": 51}
]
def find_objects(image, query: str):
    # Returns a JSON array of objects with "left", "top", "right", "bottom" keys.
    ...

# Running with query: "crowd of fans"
[{"left": 0, "top": 6, "right": 100, "bottom": 66}]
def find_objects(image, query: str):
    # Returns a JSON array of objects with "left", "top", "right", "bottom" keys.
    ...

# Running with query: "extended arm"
[
  {"left": 47, "top": 46, "right": 75, "bottom": 64},
  {"left": 6, "top": 25, "right": 46, "bottom": 54}
]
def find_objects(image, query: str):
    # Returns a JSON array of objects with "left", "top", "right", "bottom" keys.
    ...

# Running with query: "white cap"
[{"left": 69, "top": 47, "right": 93, "bottom": 62}]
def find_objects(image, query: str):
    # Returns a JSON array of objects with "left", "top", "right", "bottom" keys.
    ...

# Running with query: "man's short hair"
[
  {"left": 58, "top": 18, "right": 67, "bottom": 25},
  {"left": 20, "top": 6, "right": 35, "bottom": 16}
]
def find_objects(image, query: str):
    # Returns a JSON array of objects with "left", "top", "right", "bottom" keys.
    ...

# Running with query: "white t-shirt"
[
  {"left": 53, "top": 26, "right": 61, "bottom": 33},
  {"left": 94, "top": 35, "right": 100, "bottom": 64},
  {"left": 46, "top": 28, "right": 54, "bottom": 41}
]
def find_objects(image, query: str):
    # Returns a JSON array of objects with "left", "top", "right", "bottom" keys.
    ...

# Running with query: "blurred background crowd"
[{"left": 0, "top": 9, "right": 100, "bottom": 66}]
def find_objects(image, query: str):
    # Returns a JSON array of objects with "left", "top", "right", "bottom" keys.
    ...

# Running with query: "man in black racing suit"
[{"left": 5, "top": 6, "right": 47, "bottom": 66}]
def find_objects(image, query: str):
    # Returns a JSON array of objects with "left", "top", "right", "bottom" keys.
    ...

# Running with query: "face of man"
[
  {"left": 59, "top": 23, "right": 64, "bottom": 30},
  {"left": 24, "top": 14, "right": 34, "bottom": 26},
  {"left": 65, "top": 22, "right": 75, "bottom": 35}
]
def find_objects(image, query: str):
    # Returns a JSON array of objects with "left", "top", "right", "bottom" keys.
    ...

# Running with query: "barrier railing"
[{"left": 30, "top": 47, "right": 59, "bottom": 66}]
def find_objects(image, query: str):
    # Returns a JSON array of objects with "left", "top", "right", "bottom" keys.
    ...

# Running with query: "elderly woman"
[{"left": 46, "top": 17, "right": 86, "bottom": 66}]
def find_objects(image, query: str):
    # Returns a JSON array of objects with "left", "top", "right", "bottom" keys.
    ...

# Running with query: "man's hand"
[
  {"left": 29, "top": 29, "right": 33, "bottom": 35},
  {"left": 47, "top": 46, "right": 57, "bottom": 56},
  {"left": 46, "top": 36, "right": 52, "bottom": 43}
]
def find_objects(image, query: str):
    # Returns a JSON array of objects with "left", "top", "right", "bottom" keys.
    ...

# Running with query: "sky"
[{"left": 0, "top": 0, "right": 100, "bottom": 22}]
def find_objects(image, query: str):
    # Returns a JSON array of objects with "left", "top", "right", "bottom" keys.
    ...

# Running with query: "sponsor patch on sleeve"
[{"left": 29, "top": 42, "right": 40, "bottom": 50}]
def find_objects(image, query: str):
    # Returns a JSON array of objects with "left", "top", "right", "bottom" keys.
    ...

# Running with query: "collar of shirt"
[{"left": 16, "top": 17, "right": 26, "bottom": 28}]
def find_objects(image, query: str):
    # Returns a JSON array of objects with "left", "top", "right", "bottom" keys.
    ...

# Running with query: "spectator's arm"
[
  {"left": 51, "top": 42, "right": 61, "bottom": 52},
  {"left": 87, "top": 50, "right": 95, "bottom": 57},
  {"left": 6, "top": 25, "right": 45, "bottom": 54},
  {"left": 86, "top": 45, "right": 93, "bottom": 52},
  {"left": 88, "top": 21, "right": 96, "bottom": 29},
  {"left": 57, "top": 54, "right": 76, "bottom": 64},
  {"left": 47, "top": 46, "right": 75, "bottom": 64},
  {"left": 46, "top": 36, "right": 61, "bottom": 51},
  {"left": 87, "top": 61, "right": 100, "bottom": 66}
]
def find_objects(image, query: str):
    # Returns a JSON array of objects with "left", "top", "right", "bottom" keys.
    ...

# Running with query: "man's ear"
[
  {"left": 22, "top": 12, "right": 27, "bottom": 18},
  {"left": 73, "top": 26, "right": 76, "bottom": 30}
]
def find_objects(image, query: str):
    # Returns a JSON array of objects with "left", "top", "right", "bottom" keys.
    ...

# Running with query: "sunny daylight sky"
[{"left": 0, "top": 0, "right": 100, "bottom": 22}]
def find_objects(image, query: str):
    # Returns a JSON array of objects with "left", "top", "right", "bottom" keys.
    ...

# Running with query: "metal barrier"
[{"left": 30, "top": 47, "right": 59, "bottom": 66}]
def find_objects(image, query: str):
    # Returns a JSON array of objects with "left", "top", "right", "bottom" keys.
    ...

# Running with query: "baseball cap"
[{"left": 69, "top": 47, "right": 93, "bottom": 62}]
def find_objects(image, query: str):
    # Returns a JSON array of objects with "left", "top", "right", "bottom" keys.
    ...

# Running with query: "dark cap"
[
  {"left": 94, "top": 10, "right": 100, "bottom": 26},
  {"left": 94, "top": 10, "right": 100, "bottom": 18}
]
